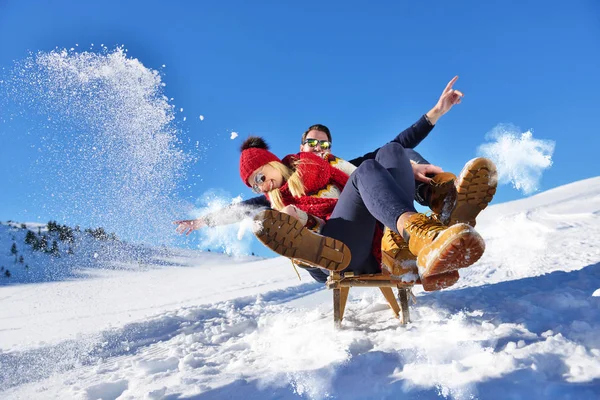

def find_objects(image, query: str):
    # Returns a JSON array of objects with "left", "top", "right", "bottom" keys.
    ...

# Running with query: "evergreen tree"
[
  {"left": 38, "top": 227, "right": 41, "bottom": 235},
  {"left": 10, "top": 243, "right": 17, "bottom": 256},
  {"left": 31, "top": 235, "right": 42, "bottom": 251},
  {"left": 25, "top": 230, "right": 36, "bottom": 245},
  {"left": 40, "top": 235, "right": 49, "bottom": 252},
  {"left": 19, "top": 255, "right": 24, "bottom": 264},
  {"left": 50, "top": 240, "right": 60, "bottom": 256},
  {"left": 58, "top": 225, "right": 74, "bottom": 242},
  {"left": 47, "top": 220, "right": 58, "bottom": 232},
  {"left": 20, "top": 223, "right": 27, "bottom": 229},
  {"left": 4, "top": 270, "right": 11, "bottom": 278}
]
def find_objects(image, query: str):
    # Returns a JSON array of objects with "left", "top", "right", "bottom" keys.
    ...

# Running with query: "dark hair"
[{"left": 302, "top": 124, "right": 332, "bottom": 143}]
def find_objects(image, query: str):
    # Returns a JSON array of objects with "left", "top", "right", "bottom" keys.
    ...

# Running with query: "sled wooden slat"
[{"left": 326, "top": 271, "right": 415, "bottom": 327}]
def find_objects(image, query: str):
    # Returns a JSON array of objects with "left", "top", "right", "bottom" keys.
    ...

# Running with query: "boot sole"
[
  {"left": 417, "top": 224, "right": 485, "bottom": 279},
  {"left": 253, "top": 209, "right": 351, "bottom": 272},
  {"left": 450, "top": 157, "right": 497, "bottom": 227},
  {"left": 421, "top": 270, "right": 460, "bottom": 292}
]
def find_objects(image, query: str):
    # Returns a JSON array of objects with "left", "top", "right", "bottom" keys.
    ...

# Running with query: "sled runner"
[{"left": 325, "top": 271, "right": 416, "bottom": 327}]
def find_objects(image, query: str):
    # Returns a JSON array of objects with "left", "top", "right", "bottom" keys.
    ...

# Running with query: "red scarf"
[{"left": 266, "top": 152, "right": 349, "bottom": 220}]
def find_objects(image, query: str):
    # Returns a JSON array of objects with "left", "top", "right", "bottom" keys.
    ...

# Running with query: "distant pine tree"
[
  {"left": 47, "top": 221, "right": 58, "bottom": 232},
  {"left": 31, "top": 235, "right": 42, "bottom": 251},
  {"left": 50, "top": 240, "right": 60, "bottom": 256},
  {"left": 40, "top": 235, "right": 49, "bottom": 252},
  {"left": 20, "top": 223, "right": 27, "bottom": 229},
  {"left": 4, "top": 270, "right": 11, "bottom": 278},
  {"left": 25, "top": 230, "right": 36, "bottom": 245},
  {"left": 58, "top": 225, "right": 74, "bottom": 242},
  {"left": 10, "top": 243, "right": 17, "bottom": 256},
  {"left": 19, "top": 255, "right": 24, "bottom": 264}
]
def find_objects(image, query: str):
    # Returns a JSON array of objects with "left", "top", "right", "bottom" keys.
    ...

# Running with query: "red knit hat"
[{"left": 239, "top": 136, "right": 281, "bottom": 186}]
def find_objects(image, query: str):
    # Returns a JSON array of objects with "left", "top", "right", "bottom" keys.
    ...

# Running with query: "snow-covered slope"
[{"left": 1, "top": 177, "right": 600, "bottom": 400}]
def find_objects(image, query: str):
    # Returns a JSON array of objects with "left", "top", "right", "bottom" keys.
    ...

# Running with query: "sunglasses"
[
  {"left": 303, "top": 138, "right": 331, "bottom": 150},
  {"left": 251, "top": 172, "right": 266, "bottom": 194}
]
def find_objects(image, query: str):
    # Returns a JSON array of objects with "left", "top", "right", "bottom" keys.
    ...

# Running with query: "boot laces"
[
  {"left": 407, "top": 214, "right": 446, "bottom": 239},
  {"left": 383, "top": 227, "right": 408, "bottom": 251}
]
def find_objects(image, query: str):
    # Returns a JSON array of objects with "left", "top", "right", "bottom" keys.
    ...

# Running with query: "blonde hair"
[{"left": 267, "top": 160, "right": 306, "bottom": 210}]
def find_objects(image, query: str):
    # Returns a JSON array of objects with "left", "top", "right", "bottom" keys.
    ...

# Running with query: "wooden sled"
[{"left": 325, "top": 271, "right": 417, "bottom": 327}]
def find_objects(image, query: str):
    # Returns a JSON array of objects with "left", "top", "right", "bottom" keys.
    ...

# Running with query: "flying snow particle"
[
  {"left": 230, "top": 132, "right": 238, "bottom": 140},
  {"left": 199, "top": 115, "right": 204, "bottom": 121},
  {"left": 183, "top": 117, "right": 186, "bottom": 121},
  {"left": 180, "top": 108, "right": 183, "bottom": 112},
  {"left": 478, "top": 124, "right": 554, "bottom": 195}
]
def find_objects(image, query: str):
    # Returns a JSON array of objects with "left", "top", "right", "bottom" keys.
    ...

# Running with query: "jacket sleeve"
[
  {"left": 348, "top": 115, "right": 434, "bottom": 167},
  {"left": 202, "top": 196, "right": 271, "bottom": 227}
]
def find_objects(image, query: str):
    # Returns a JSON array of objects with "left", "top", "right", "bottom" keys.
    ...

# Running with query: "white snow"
[
  {"left": 478, "top": 125, "right": 555, "bottom": 195},
  {"left": 231, "top": 131, "right": 239, "bottom": 140},
  {"left": 1, "top": 177, "right": 600, "bottom": 399},
  {"left": 199, "top": 115, "right": 204, "bottom": 121}
]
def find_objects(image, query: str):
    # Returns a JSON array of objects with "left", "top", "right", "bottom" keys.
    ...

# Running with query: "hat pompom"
[{"left": 241, "top": 136, "right": 269, "bottom": 152}]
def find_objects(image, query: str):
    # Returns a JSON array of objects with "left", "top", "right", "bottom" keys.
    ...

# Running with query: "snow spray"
[
  {"left": 1, "top": 47, "right": 190, "bottom": 244},
  {"left": 478, "top": 124, "right": 555, "bottom": 195}
]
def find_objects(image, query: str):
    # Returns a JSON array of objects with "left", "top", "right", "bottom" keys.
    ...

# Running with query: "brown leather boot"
[
  {"left": 428, "top": 172, "right": 457, "bottom": 223},
  {"left": 381, "top": 227, "right": 418, "bottom": 277},
  {"left": 253, "top": 209, "right": 351, "bottom": 271},
  {"left": 448, "top": 157, "right": 497, "bottom": 227},
  {"left": 404, "top": 213, "right": 485, "bottom": 279}
]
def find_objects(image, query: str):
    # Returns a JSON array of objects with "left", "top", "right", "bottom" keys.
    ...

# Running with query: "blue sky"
[{"left": 1, "top": 1, "right": 599, "bottom": 256}]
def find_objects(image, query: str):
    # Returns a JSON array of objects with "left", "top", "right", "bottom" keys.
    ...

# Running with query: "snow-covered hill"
[{"left": 1, "top": 177, "right": 600, "bottom": 400}]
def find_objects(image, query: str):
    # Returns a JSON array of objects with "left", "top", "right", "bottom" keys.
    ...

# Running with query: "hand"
[
  {"left": 426, "top": 76, "right": 464, "bottom": 125},
  {"left": 173, "top": 219, "right": 206, "bottom": 235},
  {"left": 412, "top": 163, "right": 444, "bottom": 184}
]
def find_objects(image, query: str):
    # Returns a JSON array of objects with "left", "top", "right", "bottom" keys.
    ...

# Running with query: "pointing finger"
[{"left": 443, "top": 76, "right": 459, "bottom": 93}]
